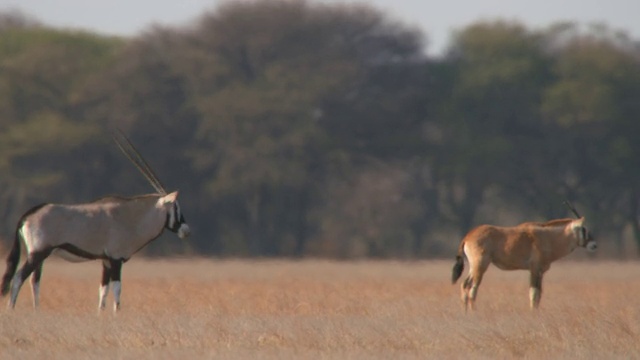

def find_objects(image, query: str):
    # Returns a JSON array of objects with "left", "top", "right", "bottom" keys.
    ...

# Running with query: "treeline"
[{"left": 1, "top": 1, "right": 640, "bottom": 258}]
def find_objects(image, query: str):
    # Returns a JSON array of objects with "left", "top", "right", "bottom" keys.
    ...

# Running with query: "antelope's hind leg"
[
  {"left": 9, "top": 249, "right": 51, "bottom": 309},
  {"left": 464, "top": 260, "right": 489, "bottom": 312},
  {"left": 30, "top": 262, "right": 44, "bottom": 309},
  {"left": 460, "top": 275, "right": 472, "bottom": 311}
]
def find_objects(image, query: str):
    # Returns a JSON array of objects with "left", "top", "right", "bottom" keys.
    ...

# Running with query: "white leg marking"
[
  {"left": 31, "top": 281, "right": 40, "bottom": 309},
  {"left": 98, "top": 284, "right": 110, "bottom": 311},
  {"left": 112, "top": 281, "right": 121, "bottom": 312},
  {"left": 529, "top": 287, "right": 541, "bottom": 309}
]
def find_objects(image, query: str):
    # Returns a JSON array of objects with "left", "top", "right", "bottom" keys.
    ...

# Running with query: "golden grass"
[{"left": 1, "top": 259, "right": 639, "bottom": 359}]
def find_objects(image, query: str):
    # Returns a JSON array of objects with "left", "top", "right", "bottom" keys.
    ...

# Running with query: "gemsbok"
[
  {"left": 451, "top": 203, "right": 596, "bottom": 311},
  {"left": 0, "top": 130, "right": 190, "bottom": 312}
]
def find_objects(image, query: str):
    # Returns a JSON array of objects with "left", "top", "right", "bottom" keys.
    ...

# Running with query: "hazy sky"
[{"left": 3, "top": 0, "right": 639, "bottom": 55}]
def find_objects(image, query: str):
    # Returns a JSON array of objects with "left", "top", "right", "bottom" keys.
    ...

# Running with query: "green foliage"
[
  {"left": 1, "top": 6, "right": 640, "bottom": 258},
  {"left": 0, "top": 20, "right": 123, "bottom": 233},
  {"left": 0, "top": 111, "right": 98, "bottom": 167}
]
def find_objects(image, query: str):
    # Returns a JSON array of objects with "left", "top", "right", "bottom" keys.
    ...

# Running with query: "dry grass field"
[{"left": 0, "top": 258, "right": 639, "bottom": 359}]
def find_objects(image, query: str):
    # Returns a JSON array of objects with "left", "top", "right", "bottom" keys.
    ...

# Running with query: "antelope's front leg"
[
  {"left": 98, "top": 260, "right": 111, "bottom": 312},
  {"left": 529, "top": 268, "right": 544, "bottom": 309},
  {"left": 110, "top": 259, "right": 123, "bottom": 312}
]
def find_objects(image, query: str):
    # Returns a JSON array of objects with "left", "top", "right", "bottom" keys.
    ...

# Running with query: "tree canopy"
[{"left": 1, "top": 2, "right": 640, "bottom": 258}]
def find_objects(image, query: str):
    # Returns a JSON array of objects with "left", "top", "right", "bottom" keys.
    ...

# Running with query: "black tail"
[
  {"left": 451, "top": 255, "right": 464, "bottom": 284},
  {"left": 1, "top": 225, "right": 22, "bottom": 296},
  {"left": 1, "top": 203, "right": 47, "bottom": 296}
]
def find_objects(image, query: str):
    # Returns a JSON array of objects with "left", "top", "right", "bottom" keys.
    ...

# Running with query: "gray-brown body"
[
  {"left": 24, "top": 195, "right": 172, "bottom": 261},
  {"left": 1, "top": 191, "right": 190, "bottom": 312}
]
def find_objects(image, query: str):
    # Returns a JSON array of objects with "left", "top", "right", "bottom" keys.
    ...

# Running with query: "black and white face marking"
[
  {"left": 577, "top": 227, "right": 587, "bottom": 246},
  {"left": 166, "top": 201, "right": 190, "bottom": 239},
  {"left": 577, "top": 226, "right": 597, "bottom": 252}
]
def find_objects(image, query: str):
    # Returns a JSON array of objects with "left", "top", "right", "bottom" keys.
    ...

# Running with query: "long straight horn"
[
  {"left": 563, "top": 200, "right": 581, "bottom": 218},
  {"left": 112, "top": 129, "right": 167, "bottom": 195}
]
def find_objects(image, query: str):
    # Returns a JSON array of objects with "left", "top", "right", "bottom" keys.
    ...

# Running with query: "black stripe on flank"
[{"left": 55, "top": 244, "right": 108, "bottom": 260}]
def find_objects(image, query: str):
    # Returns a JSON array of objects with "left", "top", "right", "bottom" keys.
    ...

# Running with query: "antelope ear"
[
  {"left": 159, "top": 191, "right": 179, "bottom": 205},
  {"left": 570, "top": 217, "right": 584, "bottom": 230}
]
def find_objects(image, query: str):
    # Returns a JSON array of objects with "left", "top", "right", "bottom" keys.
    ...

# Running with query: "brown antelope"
[
  {"left": 0, "top": 130, "right": 190, "bottom": 312},
  {"left": 451, "top": 203, "right": 596, "bottom": 311}
]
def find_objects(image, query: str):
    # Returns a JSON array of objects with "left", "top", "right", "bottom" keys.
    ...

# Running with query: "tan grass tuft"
[{"left": 0, "top": 259, "right": 639, "bottom": 359}]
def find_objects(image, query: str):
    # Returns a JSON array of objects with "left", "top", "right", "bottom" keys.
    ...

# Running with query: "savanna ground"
[{"left": 0, "top": 258, "right": 639, "bottom": 359}]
